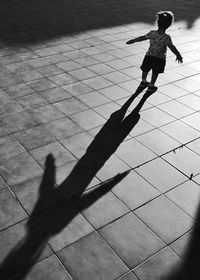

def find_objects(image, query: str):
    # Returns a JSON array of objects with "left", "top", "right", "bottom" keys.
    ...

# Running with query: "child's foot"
[
  {"left": 147, "top": 85, "right": 158, "bottom": 94},
  {"left": 138, "top": 81, "right": 150, "bottom": 90}
]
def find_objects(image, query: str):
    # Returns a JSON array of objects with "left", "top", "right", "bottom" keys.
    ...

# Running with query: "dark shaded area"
[
  {"left": 0, "top": 85, "right": 152, "bottom": 279},
  {"left": 0, "top": 0, "right": 200, "bottom": 46},
  {"left": 167, "top": 202, "right": 200, "bottom": 280}
]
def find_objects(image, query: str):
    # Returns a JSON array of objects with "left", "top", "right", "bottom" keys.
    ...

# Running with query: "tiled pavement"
[{"left": 1, "top": 1, "right": 200, "bottom": 279}]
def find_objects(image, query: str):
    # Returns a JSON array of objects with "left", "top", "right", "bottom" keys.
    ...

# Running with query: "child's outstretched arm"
[
  {"left": 126, "top": 35, "right": 147, "bottom": 44},
  {"left": 168, "top": 44, "right": 183, "bottom": 63}
]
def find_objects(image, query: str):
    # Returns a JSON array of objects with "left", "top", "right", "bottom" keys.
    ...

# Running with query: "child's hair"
[{"left": 156, "top": 11, "right": 174, "bottom": 29}]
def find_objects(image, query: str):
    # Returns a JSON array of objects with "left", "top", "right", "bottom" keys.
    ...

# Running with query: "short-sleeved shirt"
[{"left": 145, "top": 30, "right": 172, "bottom": 59}]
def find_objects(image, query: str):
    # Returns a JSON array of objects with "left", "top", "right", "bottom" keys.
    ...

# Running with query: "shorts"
[{"left": 140, "top": 55, "right": 166, "bottom": 74}]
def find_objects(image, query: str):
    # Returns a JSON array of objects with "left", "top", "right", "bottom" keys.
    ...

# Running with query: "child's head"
[{"left": 156, "top": 11, "right": 174, "bottom": 30}]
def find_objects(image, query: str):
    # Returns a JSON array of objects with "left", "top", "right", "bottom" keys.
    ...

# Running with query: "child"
[{"left": 126, "top": 11, "right": 183, "bottom": 93}]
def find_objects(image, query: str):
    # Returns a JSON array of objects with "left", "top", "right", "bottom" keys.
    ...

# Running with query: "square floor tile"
[
  {"left": 160, "top": 120, "right": 200, "bottom": 144},
  {"left": 40, "top": 87, "right": 72, "bottom": 103},
  {"left": 5, "top": 83, "right": 35, "bottom": 98},
  {"left": 44, "top": 117, "right": 83, "bottom": 139},
  {"left": 94, "top": 102, "right": 121, "bottom": 119},
  {"left": 92, "top": 53, "right": 116, "bottom": 62},
  {"left": 0, "top": 152, "right": 42, "bottom": 186},
  {"left": 0, "top": 100, "right": 24, "bottom": 116},
  {"left": 37, "top": 64, "right": 64, "bottom": 76},
  {"left": 33, "top": 201, "right": 94, "bottom": 251},
  {"left": 62, "top": 81, "right": 93, "bottom": 97},
  {"left": 60, "top": 131, "right": 93, "bottom": 159},
  {"left": 166, "top": 180, "right": 200, "bottom": 218},
  {"left": 140, "top": 107, "right": 175, "bottom": 127},
  {"left": 133, "top": 247, "right": 182, "bottom": 280},
  {"left": 99, "top": 85, "right": 130, "bottom": 100},
  {"left": 120, "top": 66, "right": 141, "bottom": 79},
  {"left": 173, "top": 78, "right": 200, "bottom": 92},
  {"left": 157, "top": 100, "right": 194, "bottom": 119},
  {"left": 14, "top": 126, "right": 54, "bottom": 151},
  {"left": 27, "top": 78, "right": 57, "bottom": 92},
  {"left": 58, "top": 232, "right": 128, "bottom": 280},
  {"left": 115, "top": 138, "right": 156, "bottom": 168},
  {"left": 158, "top": 84, "right": 188, "bottom": 99},
  {"left": 182, "top": 112, "right": 200, "bottom": 131},
  {"left": 30, "top": 142, "right": 75, "bottom": 168},
  {"left": 0, "top": 189, "right": 27, "bottom": 230},
  {"left": 102, "top": 72, "right": 131, "bottom": 84},
  {"left": 18, "top": 70, "right": 43, "bottom": 82},
  {"left": 171, "top": 65, "right": 198, "bottom": 77},
  {"left": 96, "top": 154, "right": 130, "bottom": 181},
  {"left": 0, "top": 135, "right": 25, "bottom": 159},
  {"left": 162, "top": 71, "right": 183, "bottom": 83},
  {"left": 83, "top": 76, "right": 113, "bottom": 90},
  {"left": 51, "top": 43, "right": 74, "bottom": 53},
  {"left": 16, "top": 93, "right": 49, "bottom": 109},
  {"left": 169, "top": 231, "right": 191, "bottom": 259},
  {"left": 186, "top": 138, "right": 200, "bottom": 155},
  {"left": 77, "top": 91, "right": 110, "bottom": 107},
  {"left": 135, "top": 195, "right": 194, "bottom": 244},
  {"left": 106, "top": 59, "right": 132, "bottom": 71},
  {"left": 75, "top": 56, "right": 100, "bottom": 66},
  {"left": 54, "top": 97, "right": 89, "bottom": 116},
  {"left": 75, "top": 188, "right": 129, "bottom": 229},
  {"left": 69, "top": 68, "right": 97, "bottom": 80},
  {"left": 88, "top": 63, "right": 115, "bottom": 75},
  {"left": 129, "top": 119, "right": 154, "bottom": 138},
  {"left": 48, "top": 73, "right": 77, "bottom": 86},
  {"left": 187, "top": 61, "right": 200, "bottom": 71},
  {"left": 34, "top": 47, "right": 57, "bottom": 57},
  {"left": 178, "top": 93, "right": 200, "bottom": 111},
  {"left": 136, "top": 157, "right": 187, "bottom": 193},
  {"left": 30, "top": 104, "right": 65, "bottom": 124},
  {"left": 63, "top": 50, "right": 86, "bottom": 60},
  {"left": 70, "top": 109, "right": 106, "bottom": 130},
  {"left": 146, "top": 91, "right": 171, "bottom": 106},
  {"left": 57, "top": 61, "right": 82, "bottom": 72},
  {"left": 122, "top": 55, "right": 143, "bottom": 66},
  {"left": 136, "top": 129, "right": 179, "bottom": 155},
  {"left": 190, "top": 73, "right": 200, "bottom": 84},
  {"left": 81, "top": 46, "right": 102, "bottom": 56},
  {"left": 112, "top": 170, "right": 159, "bottom": 210},
  {"left": 99, "top": 212, "right": 164, "bottom": 268},
  {"left": 119, "top": 80, "right": 140, "bottom": 94},
  {"left": 0, "top": 111, "right": 39, "bottom": 133},
  {"left": 162, "top": 146, "right": 200, "bottom": 177}
]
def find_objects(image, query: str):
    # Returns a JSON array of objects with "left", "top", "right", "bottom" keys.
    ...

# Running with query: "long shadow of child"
[{"left": 0, "top": 87, "right": 154, "bottom": 279}]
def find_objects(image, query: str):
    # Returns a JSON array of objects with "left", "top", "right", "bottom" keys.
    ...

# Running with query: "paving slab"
[{"left": 1, "top": 1, "right": 200, "bottom": 279}]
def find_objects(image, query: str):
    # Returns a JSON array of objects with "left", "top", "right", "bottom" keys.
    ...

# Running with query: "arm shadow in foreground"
[{"left": 0, "top": 86, "right": 151, "bottom": 279}]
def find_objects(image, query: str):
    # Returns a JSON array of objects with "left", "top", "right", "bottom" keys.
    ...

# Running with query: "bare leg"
[
  {"left": 149, "top": 73, "right": 158, "bottom": 87},
  {"left": 142, "top": 71, "right": 148, "bottom": 82}
]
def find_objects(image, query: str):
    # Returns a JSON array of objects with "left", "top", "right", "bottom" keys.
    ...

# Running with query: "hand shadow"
[{"left": 0, "top": 86, "right": 153, "bottom": 279}]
